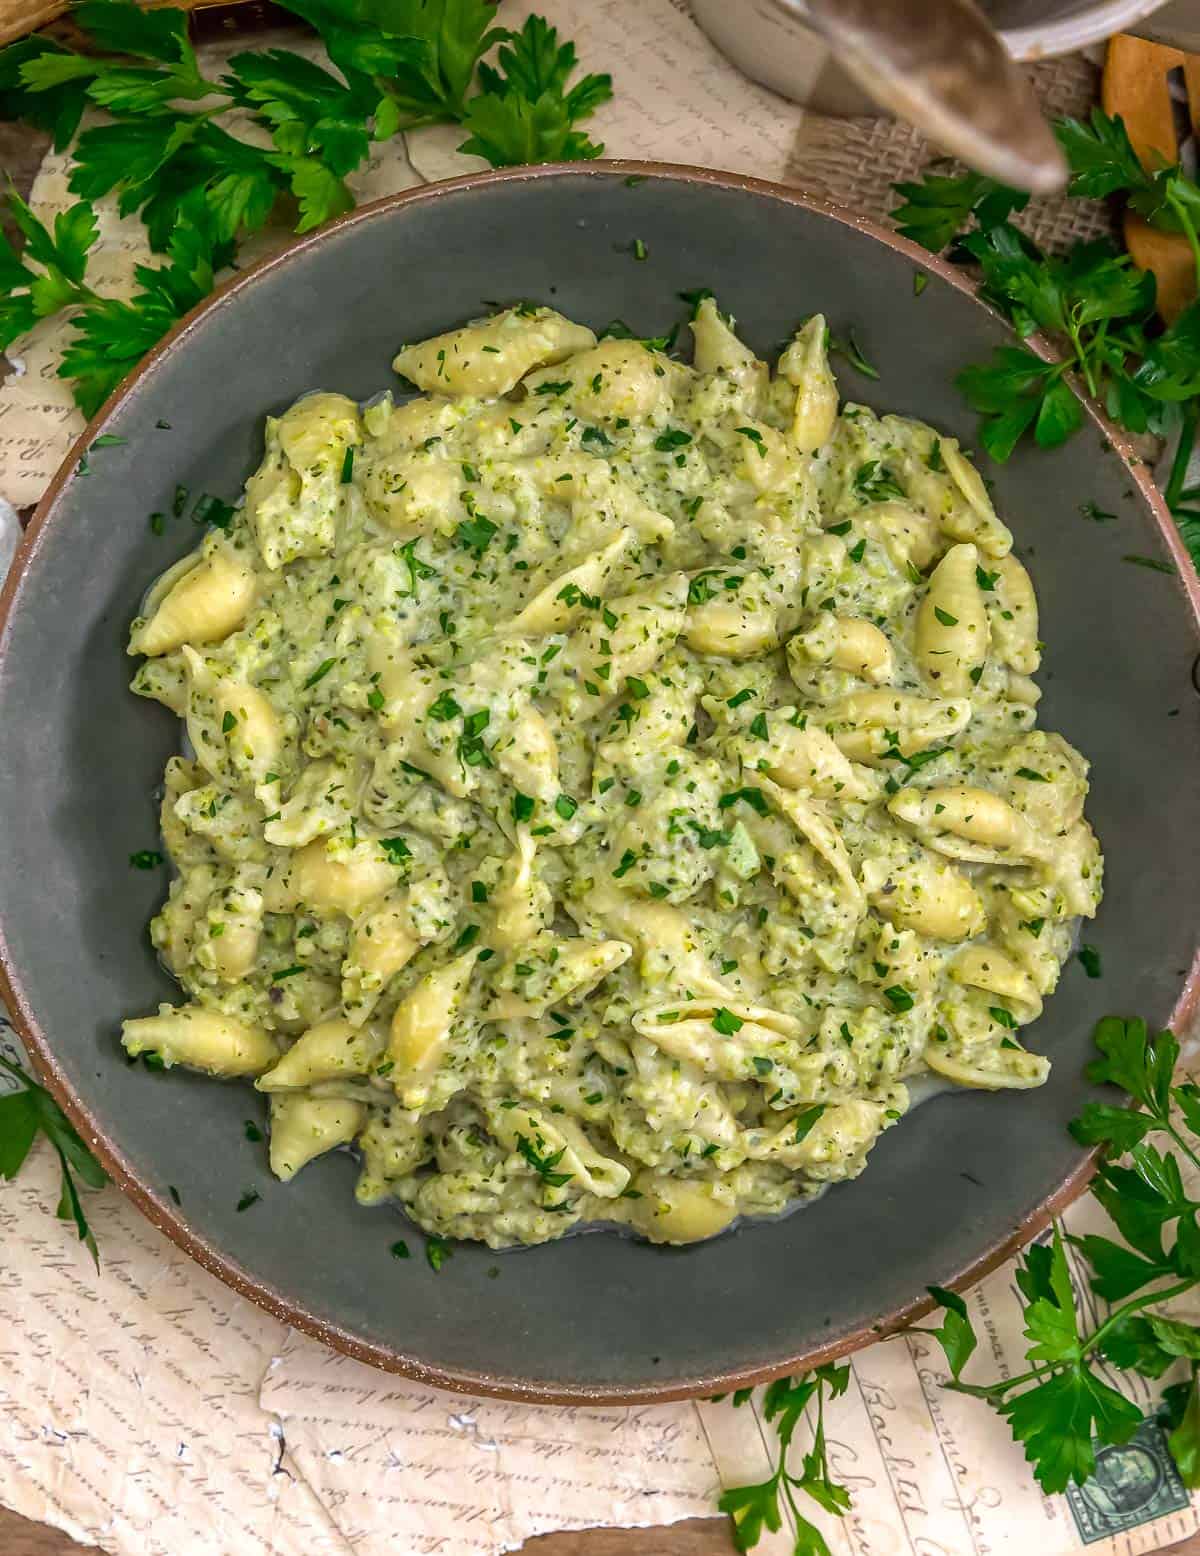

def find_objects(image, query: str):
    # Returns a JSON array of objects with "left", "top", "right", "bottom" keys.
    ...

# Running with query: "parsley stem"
[
  {"left": 944, "top": 1275, "right": 1198, "bottom": 1403},
  {"left": 1165, "top": 1116, "right": 1200, "bottom": 1180},
  {"left": 1085, "top": 1276, "right": 1196, "bottom": 1354},
  {"left": 1168, "top": 189, "right": 1200, "bottom": 294},
  {"left": 1065, "top": 314, "right": 1098, "bottom": 398},
  {"left": 1165, "top": 399, "right": 1200, "bottom": 515}
]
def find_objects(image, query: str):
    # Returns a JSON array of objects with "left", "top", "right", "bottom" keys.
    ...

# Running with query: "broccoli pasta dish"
[{"left": 122, "top": 299, "right": 1102, "bottom": 1249}]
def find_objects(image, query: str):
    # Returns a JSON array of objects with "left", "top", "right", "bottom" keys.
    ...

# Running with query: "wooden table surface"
[
  {"left": 4, "top": 1505, "right": 1200, "bottom": 1556},
  {"left": 0, "top": 1508, "right": 735, "bottom": 1554},
  {"left": 0, "top": 38, "right": 1198, "bottom": 1556}
]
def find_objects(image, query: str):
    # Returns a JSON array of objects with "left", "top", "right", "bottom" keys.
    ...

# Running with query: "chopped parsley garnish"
[
  {"left": 236, "top": 1189, "right": 260, "bottom": 1212},
  {"left": 190, "top": 493, "right": 235, "bottom": 530},
  {"left": 398, "top": 538, "right": 436, "bottom": 594},
  {"left": 340, "top": 446, "right": 354, "bottom": 483},
  {"left": 391, "top": 1240, "right": 410, "bottom": 1260},
  {"left": 884, "top": 986, "right": 915, "bottom": 1012},
  {"left": 426, "top": 1236, "right": 452, "bottom": 1272},
  {"left": 511, "top": 792, "right": 535, "bottom": 824},
  {"left": 897, "top": 747, "right": 946, "bottom": 775},
  {"left": 654, "top": 429, "right": 692, "bottom": 451},
  {"left": 712, "top": 1007, "right": 744, "bottom": 1035},
  {"left": 380, "top": 837, "right": 412, "bottom": 864},
  {"left": 793, "top": 1104, "right": 827, "bottom": 1143},
  {"left": 933, "top": 606, "right": 959, "bottom": 627},
  {"left": 854, "top": 460, "right": 906, "bottom": 502},
  {"left": 829, "top": 329, "right": 880, "bottom": 379},
  {"left": 718, "top": 787, "right": 769, "bottom": 816},
  {"left": 129, "top": 849, "right": 164, "bottom": 869},
  {"left": 454, "top": 514, "right": 499, "bottom": 555},
  {"left": 554, "top": 793, "right": 578, "bottom": 820},
  {"left": 427, "top": 690, "right": 463, "bottom": 722},
  {"left": 1016, "top": 766, "right": 1049, "bottom": 781},
  {"left": 1078, "top": 944, "right": 1103, "bottom": 978},
  {"left": 516, "top": 1133, "right": 573, "bottom": 1186},
  {"left": 735, "top": 426, "right": 767, "bottom": 457},
  {"left": 302, "top": 658, "right": 336, "bottom": 690},
  {"left": 244, "top": 1120, "right": 263, "bottom": 1142}
]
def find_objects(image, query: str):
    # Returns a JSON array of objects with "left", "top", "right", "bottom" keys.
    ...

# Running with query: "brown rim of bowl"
[{"left": 2, "top": 160, "right": 1199, "bottom": 1406}]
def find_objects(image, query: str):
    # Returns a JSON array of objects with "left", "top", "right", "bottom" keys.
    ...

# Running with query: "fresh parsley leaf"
[
  {"left": 0, "top": 1, "right": 613, "bottom": 411},
  {"left": 919, "top": 1017, "right": 1200, "bottom": 1496},
  {"left": 0, "top": 37, "right": 93, "bottom": 150},
  {"left": 890, "top": 168, "right": 1027, "bottom": 252},
  {"left": 458, "top": 15, "right": 611, "bottom": 166},
  {"left": 426, "top": 1233, "right": 452, "bottom": 1272},
  {"left": 454, "top": 513, "right": 499, "bottom": 555},
  {"left": 853, "top": 459, "right": 905, "bottom": 503},
  {"left": 1055, "top": 109, "right": 1154, "bottom": 201},
  {"left": 917, "top": 1285, "right": 978, "bottom": 1381},
  {"left": 1078, "top": 944, "right": 1102, "bottom": 979},
  {"left": 1169, "top": 1373, "right": 1200, "bottom": 1487},
  {"left": 0, "top": 1052, "right": 107, "bottom": 1268},
  {"left": 719, "top": 1365, "right": 851, "bottom": 1555},
  {"left": 1000, "top": 1362, "right": 1141, "bottom": 1493}
]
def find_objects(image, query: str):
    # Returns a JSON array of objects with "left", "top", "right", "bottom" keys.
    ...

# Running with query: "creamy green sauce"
[{"left": 122, "top": 300, "right": 1102, "bottom": 1249}]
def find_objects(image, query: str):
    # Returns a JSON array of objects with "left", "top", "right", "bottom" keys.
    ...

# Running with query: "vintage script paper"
[{"left": 700, "top": 1194, "right": 1200, "bottom": 1556}]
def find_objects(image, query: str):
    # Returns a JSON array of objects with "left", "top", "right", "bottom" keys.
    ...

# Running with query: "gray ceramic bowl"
[{"left": 1, "top": 165, "right": 1198, "bottom": 1403}]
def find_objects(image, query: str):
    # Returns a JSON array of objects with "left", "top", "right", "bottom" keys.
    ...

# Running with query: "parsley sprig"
[
  {"left": 0, "top": 0, "right": 610, "bottom": 414},
  {"left": 891, "top": 110, "right": 1200, "bottom": 570},
  {"left": 915, "top": 1017, "right": 1200, "bottom": 1495},
  {"left": 0, "top": 1051, "right": 107, "bottom": 1268},
  {"left": 718, "top": 1365, "right": 851, "bottom": 1556}
]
